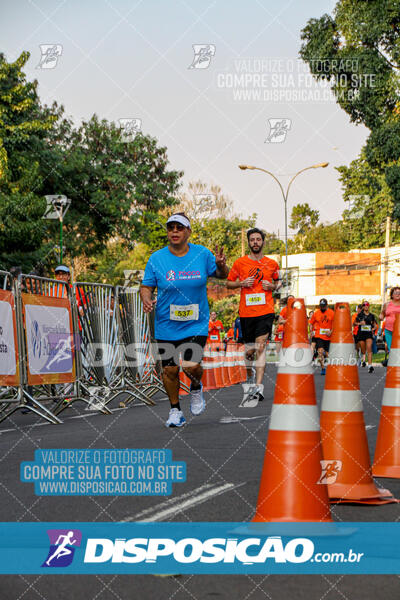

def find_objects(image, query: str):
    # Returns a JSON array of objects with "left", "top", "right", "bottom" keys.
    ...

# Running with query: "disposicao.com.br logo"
[
  {"left": 82, "top": 536, "right": 364, "bottom": 565},
  {"left": 42, "top": 529, "right": 82, "bottom": 567}
]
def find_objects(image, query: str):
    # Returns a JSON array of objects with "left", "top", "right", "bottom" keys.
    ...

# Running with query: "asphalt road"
[{"left": 0, "top": 364, "right": 399, "bottom": 599}]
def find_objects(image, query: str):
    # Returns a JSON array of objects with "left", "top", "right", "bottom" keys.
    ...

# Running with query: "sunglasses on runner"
[{"left": 166, "top": 222, "right": 185, "bottom": 231}]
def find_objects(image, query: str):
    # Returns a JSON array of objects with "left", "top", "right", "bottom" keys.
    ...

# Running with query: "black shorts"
[
  {"left": 357, "top": 332, "right": 373, "bottom": 342},
  {"left": 240, "top": 314, "right": 274, "bottom": 344},
  {"left": 155, "top": 335, "right": 207, "bottom": 367},
  {"left": 315, "top": 338, "right": 330, "bottom": 352}
]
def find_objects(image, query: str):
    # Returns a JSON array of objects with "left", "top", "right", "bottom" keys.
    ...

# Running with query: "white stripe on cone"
[
  {"left": 328, "top": 343, "right": 357, "bottom": 364},
  {"left": 321, "top": 389, "right": 363, "bottom": 412},
  {"left": 388, "top": 347, "right": 400, "bottom": 366},
  {"left": 269, "top": 404, "right": 320, "bottom": 431},
  {"left": 382, "top": 387, "right": 400, "bottom": 407}
]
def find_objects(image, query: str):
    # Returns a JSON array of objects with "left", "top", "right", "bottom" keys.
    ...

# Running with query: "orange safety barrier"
[
  {"left": 320, "top": 302, "right": 396, "bottom": 504},
  {"left": 236, "top": 343, "right": 247, "bottom": 383},
  {"left": 209, "top": 342, "right": 224, "bottom": 389},
  {"left": 226, "top": 342, "right": 240, "bottom": 385},
  {"left": 220, "top": 346, "right": 230, "bottom": 388},
  {"left": 202, "top": 343, "right": 217, "bottom": 391},
  {"left": 373, "top": 313, "right": 400, "bottom": 478},
  {"left": 253, "top": 297, "right": 332, "bottom": 522}
]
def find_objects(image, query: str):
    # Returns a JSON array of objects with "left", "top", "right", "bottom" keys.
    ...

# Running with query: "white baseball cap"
[{"left": 55, "top": 265, "right": 70, "bottom": 274}]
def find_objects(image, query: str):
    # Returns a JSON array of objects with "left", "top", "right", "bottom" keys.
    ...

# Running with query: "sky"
[{"left": 1, "top": 0, "right": 369, "bottom": 240}]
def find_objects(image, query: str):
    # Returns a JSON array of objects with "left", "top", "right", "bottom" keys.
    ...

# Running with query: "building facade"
[{"left": 282, "top": 246, "right": 400, "bottom": 307}]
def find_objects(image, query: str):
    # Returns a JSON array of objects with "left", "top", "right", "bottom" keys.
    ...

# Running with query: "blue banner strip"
[{"left": 0, "top": 522, "right": 399, "bottom": 574}]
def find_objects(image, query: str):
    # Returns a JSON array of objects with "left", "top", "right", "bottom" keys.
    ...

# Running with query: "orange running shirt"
[
  {"left": 279, "top": 306, "right": 288, "bottom": 320},
  {"left": 208, "top": 319, "right": 224, "bottom": 342},
  {"left": 228, "top": 256, "right": 279, "bottom": 318},
  {"left": 310, "top": 308, "right": 334, "bottom": 340},
  {"left": 352, "top": 313, "right": 359, "bottom": 336}
]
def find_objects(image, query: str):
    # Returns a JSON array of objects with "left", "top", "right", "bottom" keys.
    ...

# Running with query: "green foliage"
[
  {"left": 263, "top": 232, "right": 285, "bottom": 255},
  {"left": 190, "top": 214, "right": 257, "bottom": 265},
  {"left": 337, "top": 152, "right": 400, "bottom": 248},
  {"left": 208, "top": 294, "right": 240, "bottom": 329},
  {"left": 0, "top": 51, "right": 56, "bottom": 269},
  {"left": 300, "top": 1, "right": 400, "bottom": 226},
  {"left": 0, "top": 51, "right": 182, "bottom": 273},
  {"left": 290, "top": 203, "right": 320, "bottom": 234},
  {"left": 46, "top": 113, "right": 182, "bottom": 258},
  {"left": 300, "top": 1, "right": 398, "bottom": 129}
]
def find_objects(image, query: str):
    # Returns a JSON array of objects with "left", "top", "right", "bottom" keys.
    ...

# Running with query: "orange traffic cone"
[
  {"left": 253, "top": 298, "right": 332, "bottom": 522},
  {"left": 237, "top": 343, "right": 247, "bottom": 383},
  {"left": 226, "top": 342, "right": 239, "bottom": 385},
  {"left": 320, "top": 302, "right": 396, "bottom": 503},
  {"left": 373, "top": 313, "right": 400, "bottom": 478},
  {"left": 220, "top": 346, "right": 230, "bottom": 388},
  {"left": 202, "top": 343, "right": 217, "bottom": 391}
]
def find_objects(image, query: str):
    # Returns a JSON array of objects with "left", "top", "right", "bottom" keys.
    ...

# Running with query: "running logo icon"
[
  {"left": 166, "top": 270, "right": 176, "bottom": 281},
  {"left": 265, "top": 119, "right": 291, "bottom": 143},
  {"left": 118, "top": 118, "right": 142, "bottom": 142},
  {"left": 188, "top": 44, "right": 216, "bottom": 69},
  {"left": 36, "top": 45, "right": 63, "bottom": 69},
  {"left": 317, "top": 460, "right": 342, "bottom": 484},
  {"left": 42, "top": 529, "right": 82, "bottom": 567}
]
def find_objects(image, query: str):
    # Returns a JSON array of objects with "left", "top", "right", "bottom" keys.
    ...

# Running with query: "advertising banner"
[
  {"left": 22, "top": 293, "right": 76, "bottom": 385},
  {"left": 0, "top": 289, "right": 19, "bottom": 386}
]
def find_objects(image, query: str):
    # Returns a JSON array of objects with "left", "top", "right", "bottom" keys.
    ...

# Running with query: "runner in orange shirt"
[
  {"left": 309, "top": 298, "right": 334, "bottom": 375},
  {"left": 208, "top": 311, "right": 224, "bottom": 344},
  {"left": 227, "top": 228, "right": 280, "bottom": 405}
]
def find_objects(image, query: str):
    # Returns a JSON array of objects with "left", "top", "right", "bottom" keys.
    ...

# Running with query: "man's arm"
[
  {"left": 214, "top": 246, "right": 229, "bottom": 279},
  {"left": 139, "top": 285, "right": 156, "bottom": 313}
]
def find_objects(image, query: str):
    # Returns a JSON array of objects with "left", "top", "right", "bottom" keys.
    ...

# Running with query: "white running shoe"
[
  {"left": 239, "top": 383, "right": 258, "bottom": 408},
  {"left": 165, "top": 407, "right": 186, "bottom": 428},
  {"left": 190, "top": 384, "right": 206, "bottom": 416}
]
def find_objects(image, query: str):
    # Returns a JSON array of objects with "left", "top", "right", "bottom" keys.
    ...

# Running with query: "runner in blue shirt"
[{"left": 140, "top": 212, "right": 228, "bottom": 427}]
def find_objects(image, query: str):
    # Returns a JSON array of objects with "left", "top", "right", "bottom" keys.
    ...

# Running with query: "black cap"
[{"left": 319, "top": 298, "right": 328, "bottom": 306}]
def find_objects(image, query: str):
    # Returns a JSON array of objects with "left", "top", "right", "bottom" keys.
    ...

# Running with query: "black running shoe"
[
  {"left": 362, "top": 361, "right": 366, "bottom": 367},
  {"left": 368, "top": 366, "right": 374, "bottom": 373}
]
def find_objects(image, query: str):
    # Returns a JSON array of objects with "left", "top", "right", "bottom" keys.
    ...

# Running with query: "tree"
[
  {"left": 289, "top": 203, "right": 320, "bottom": 252},
  {"left": 300, "top": 1, "right": 399, "bottom": 130},
  {"left": 263, "top": 232, "right": 285, "bottom": 255},
  {"left": 0, "top": 51, "right": 57, "bottom": 271},
  {"left": 300, "top": 1, "right": 400, "bottom": 224},
  {"left": 190, "top": 215, "right": 257, "bottom": 265},
  {"left": 46, "top": 114, "right": 183, "bottom": 259},
  {"left": 337, "top": 152, "right": 400, "bottom": 248},
  {"left": 290, "top": 203, "right": 320, "bottom": 234}
]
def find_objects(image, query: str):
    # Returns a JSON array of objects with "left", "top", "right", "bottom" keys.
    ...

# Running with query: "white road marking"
[
  {"left": 365, "top": 424, "right": 376, "bottom": 430},
  {"left": 219, "top": 416, "right": 266, "bottom": 424},
  {"left": 124, "top": 481, "right": 246, "bottom": 522}
]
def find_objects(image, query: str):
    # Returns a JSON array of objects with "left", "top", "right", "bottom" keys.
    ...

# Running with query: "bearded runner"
[{"left": 227, "top": 227, "right": 280, "bottom": 406}]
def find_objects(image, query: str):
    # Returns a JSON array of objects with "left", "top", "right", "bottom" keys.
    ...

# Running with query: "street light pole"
[
  {"left": 238, "top": 163, "right": 329, "bottom": 292},
  {"left": 44, "top": 195, "right": 71, "bottom": 264}
]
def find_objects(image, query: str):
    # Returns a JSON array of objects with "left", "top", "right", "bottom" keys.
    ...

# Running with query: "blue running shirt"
[{"left": 142, "top": 243, "right": 217, "bottom": 340}]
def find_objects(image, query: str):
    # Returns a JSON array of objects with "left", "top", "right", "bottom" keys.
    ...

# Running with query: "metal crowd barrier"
[
  {"left": 116, "top": 286, "right": 163, "bottom": 406},
  {"left": 20, "top": 274, "right": 111, "bottom": 419},
  {"left": 0, "top": 273, "right": 167, "bottom": 427}
]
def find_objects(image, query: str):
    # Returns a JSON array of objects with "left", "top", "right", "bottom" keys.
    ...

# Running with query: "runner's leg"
[
  {"left": 162, "top": 366, "right": 180, "bottom": 406},
  {"left": 254, "top": 333, "right": 268, "bottom": 385}
]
